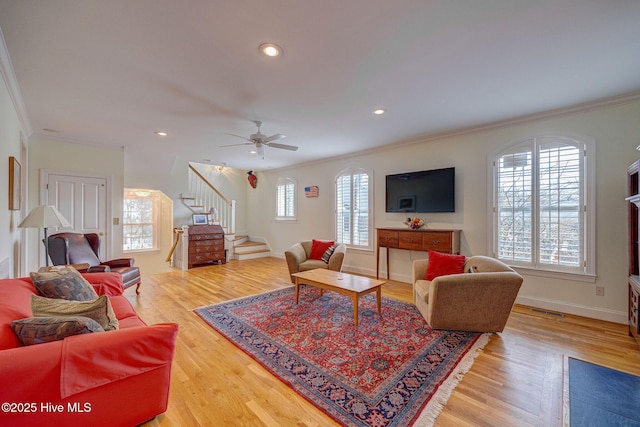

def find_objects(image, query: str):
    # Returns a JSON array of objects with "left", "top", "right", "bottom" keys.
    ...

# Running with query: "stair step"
[
  {"left": 234, "top": 248, "right": 271, "bottom": 261},
  {"left": 235, "top": 241, "right": 265, "bottom": 248},
  {"left": 234, "top": 242, "right": 268, "bottom": 255},
  {"left": 236, "top": 248, "right": 270, "bottom": 255}
]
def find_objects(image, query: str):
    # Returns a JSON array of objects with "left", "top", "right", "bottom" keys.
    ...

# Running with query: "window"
[
  {"left": 275, "top": 177, "right": 296, "bottom": 220},
  {"left": 491, "top": 136, "right": 595, "bottom": 279},
  {"left": 123, "top": 189, "right": 159, "bottom": 251},
  {"left": 336, "top": 168, "right": 371, "bottom": 249}
]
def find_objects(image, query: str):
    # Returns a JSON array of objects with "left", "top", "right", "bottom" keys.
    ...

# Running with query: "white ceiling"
[{"left": 1, "top": 1, "right": 640, "bottom": 173}]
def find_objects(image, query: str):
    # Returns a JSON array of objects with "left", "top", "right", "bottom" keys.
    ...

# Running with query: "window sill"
[
  {"left": 345, "top": 245, "right": 374, "bottom": 254},
  {"left": 511, "top": 266, "right": 596, "bottom": 283},
  {"left": 275, "top": 217, "right": 297, "bottom": 222},
  {"left": 124, "top": 248, "right": 160, "bottom": 255}
]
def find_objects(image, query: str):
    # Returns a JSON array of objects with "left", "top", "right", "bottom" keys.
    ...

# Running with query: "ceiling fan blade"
[
  {"left": 262, "top": 133, "right": 286, "bottom": 143},
  {"left": 224, "top": 133, "right": 252, "bottom": 142},
  {"left": 267, "top": 142, "right": 298, "bottom": 151},
  {"left": 219, "top": 142, "right": 252, "bottom": 148}
]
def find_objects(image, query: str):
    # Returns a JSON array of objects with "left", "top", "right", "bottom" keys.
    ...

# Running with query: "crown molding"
[{"left": 0, "top": 25, "right": 32, "bottom": 137}]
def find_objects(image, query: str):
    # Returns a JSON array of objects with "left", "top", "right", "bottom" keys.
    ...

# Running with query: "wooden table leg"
[
  {"left": 352, "top": 295, "right": 359, "bottom": 326},
  {"left": 294, "top": 280, "right": 300, "bottom": 304},
  {"left": 376, "top": 286, "right": 381, "bottom": 316}
]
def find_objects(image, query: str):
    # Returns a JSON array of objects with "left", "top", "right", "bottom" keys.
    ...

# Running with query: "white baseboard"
[
  {"left": 348, "top": 263, "right": 627, "bottom": 325},
  {"left": 271, "top": 259, "right": 626, "bottom": 324},
  {"left": 516, "top": 295, "right": 626, "bottom": 324}
]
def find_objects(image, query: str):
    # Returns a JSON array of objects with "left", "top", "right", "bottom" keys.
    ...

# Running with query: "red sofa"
[{"left": 0, "top": 272, "right": 178, "bottom": 427}]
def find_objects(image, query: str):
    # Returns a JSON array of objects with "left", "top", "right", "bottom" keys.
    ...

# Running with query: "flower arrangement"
[{"left": 403, "top": 217, "right": 425, "bottom": 230}]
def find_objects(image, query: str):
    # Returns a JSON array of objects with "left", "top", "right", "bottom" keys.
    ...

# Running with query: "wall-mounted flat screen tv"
[{"left": 385, "top": 167, "right": 455, "bottom": 213}]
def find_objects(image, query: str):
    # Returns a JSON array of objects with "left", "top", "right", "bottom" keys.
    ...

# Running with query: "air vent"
[{"left": 530, "top": 308, "right": 565, "bottom": 317}]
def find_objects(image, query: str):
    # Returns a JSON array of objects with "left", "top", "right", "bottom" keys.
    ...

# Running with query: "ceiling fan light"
[{"left": 259, "top": 43, "right": 282, "bottom": 57}]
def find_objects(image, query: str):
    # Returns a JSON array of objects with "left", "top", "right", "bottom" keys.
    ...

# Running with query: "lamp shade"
[{"left": 18, "top": 205, "right": 71, "bottom": 229}]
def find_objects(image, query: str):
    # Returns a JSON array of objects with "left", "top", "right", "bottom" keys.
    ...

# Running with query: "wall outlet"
[{"left": 596, "top": 286, "right": 605, "bottom": 296}]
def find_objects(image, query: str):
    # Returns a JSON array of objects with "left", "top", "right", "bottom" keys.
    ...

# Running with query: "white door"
[{"left": 44, "top": 172, "right": 109, "bottom": 261}]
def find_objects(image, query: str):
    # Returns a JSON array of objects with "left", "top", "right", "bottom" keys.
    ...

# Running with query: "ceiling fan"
[{"left": 220, "top": 120, "right": 298, "bottom": 158}]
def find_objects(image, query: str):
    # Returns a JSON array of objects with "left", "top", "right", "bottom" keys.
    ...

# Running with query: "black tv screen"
[{"left": 385, "top": 167, "right": 455, "bottom": 213}]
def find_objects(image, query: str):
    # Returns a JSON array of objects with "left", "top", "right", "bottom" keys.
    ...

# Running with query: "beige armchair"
[
  {"left": 412, "top": 255, "right": 523, "bottom": 332},
  {"left": 285, "top": 241, "right": 346, "bottom": 283}
]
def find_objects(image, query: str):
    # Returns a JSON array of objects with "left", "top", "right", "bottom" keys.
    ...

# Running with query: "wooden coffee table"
[{"left": 291, "top": 269, "right": 386, "bottom": 326}]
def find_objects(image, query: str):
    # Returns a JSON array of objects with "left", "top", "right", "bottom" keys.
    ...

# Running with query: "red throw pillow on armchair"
[
  {"left": 309, "top": 239, "right": 335, "bottom": 260},
  {"left": 424, "top": 250, "right": 466, "bottom": 280}
]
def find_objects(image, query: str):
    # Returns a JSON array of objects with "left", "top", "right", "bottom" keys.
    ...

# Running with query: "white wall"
[
  {"left": 0, "top": 54, "right": 26, "bottom": 278},
  {"left": 249, "top": 99, "right": 640, "bottom": 323},
  {"left": 25, "top": 137, "right": 125, "bottom": 273}
]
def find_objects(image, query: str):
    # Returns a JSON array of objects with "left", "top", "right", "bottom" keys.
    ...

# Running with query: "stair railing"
[{"left": 187, "top": 164, "right": 236, "bottom": 235}]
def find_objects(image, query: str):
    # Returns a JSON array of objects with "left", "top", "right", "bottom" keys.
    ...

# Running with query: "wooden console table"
[{"left": 376, "top": 227, "right": 461, "bottom": 279}]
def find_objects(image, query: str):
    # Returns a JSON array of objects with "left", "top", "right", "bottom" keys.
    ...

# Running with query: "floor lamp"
[{"left": 18, "top": 205, "right": 72, "bottom": 266}]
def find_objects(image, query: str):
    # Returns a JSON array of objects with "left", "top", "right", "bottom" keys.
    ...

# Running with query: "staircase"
[
  {"left": 232, "top": 236, "right": 271, "bottom": 260},
  {"left": 171, "top": 163, "right": 271, "bottom": 268}
]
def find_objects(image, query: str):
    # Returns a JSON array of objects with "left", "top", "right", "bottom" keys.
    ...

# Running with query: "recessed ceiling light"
[
  {"left": 259, "top": 43, "right": 282, "bottom": 57},
  {"left": 155, "top": 131, "right": 168, "bottom": 137},
  {"left": 373, "top": 109, "right": 385, "bottom": 115}
]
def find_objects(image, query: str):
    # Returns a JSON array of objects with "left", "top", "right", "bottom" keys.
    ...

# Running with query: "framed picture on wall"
[
  {"left": 8, "top": 156, "right": 20, "bottom": 211},
  {"left": 192, "top": 214, "right": 208, "bottom": 225}
]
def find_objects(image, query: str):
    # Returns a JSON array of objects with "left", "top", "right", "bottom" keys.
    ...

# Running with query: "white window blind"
[
  {"left": 276, "top": 178, "right": 296, "bottom": 220},
  {"left": 336, "top": 169, "right": 370, "bottom": 248},
  {"left": 494, "top": 137, "right": 588, "bottom": 274},
  {"left": 123, "top": 190, "right": 158, "bottom": 251}
]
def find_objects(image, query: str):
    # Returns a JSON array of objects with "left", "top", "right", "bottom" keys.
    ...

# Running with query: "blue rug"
[{"left": 567, "top": 357, "right": 640, "bottom": 426}]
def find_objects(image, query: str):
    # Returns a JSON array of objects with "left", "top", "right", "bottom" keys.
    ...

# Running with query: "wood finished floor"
[{"left": 130, "top": 257, "right": 640, "bottom": 426}]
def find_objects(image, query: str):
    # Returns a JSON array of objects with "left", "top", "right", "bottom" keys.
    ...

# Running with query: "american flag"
[{"left": 305, "top": 186, "right": 319, "bottom": 197}]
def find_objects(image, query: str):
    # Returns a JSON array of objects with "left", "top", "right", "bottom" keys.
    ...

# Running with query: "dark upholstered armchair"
[{"left": 46, "top": 232, "right": 141, "bottom": 294}]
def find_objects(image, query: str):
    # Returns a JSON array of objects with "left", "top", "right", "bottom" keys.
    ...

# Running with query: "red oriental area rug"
[{"left": 195, "top": 286, "right": 489, "bottom": 426}]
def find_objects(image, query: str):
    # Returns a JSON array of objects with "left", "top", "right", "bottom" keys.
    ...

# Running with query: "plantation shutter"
[
  {"left": 336, "top": 169, "right": 370, "bottom": 247},
  {"left": 336, "top": 174, "right": 351, "bottom": 244},
  {"left": 352, "top": 172, "right": 369, "bottom": 246},
  {"left": 495, "top": 137, "right": 584, "bottom": 271},
  {"left": 276, "top": 179, "right": 295, "bottom": 219},
  {"left": 496, "top": 143, "right": 533, "bottom": 263},
  {"left": 538, "top": 139, "right": 582, "bottom": 268}
]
